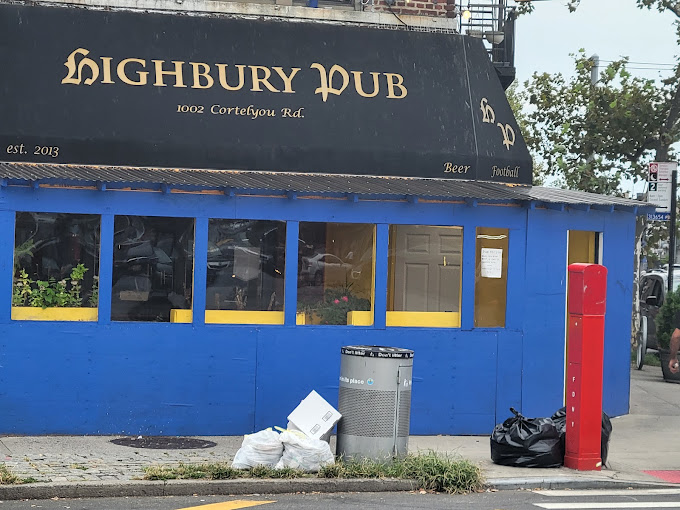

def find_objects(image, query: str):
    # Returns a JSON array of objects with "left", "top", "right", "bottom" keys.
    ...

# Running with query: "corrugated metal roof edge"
[{"left": 0, "top": 161, "right": 654, "bottom": 213}]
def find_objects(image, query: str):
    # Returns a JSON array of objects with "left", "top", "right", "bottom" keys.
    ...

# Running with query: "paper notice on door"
[{"left": 480, "top": 248, "right": 503, "bottom": 278}]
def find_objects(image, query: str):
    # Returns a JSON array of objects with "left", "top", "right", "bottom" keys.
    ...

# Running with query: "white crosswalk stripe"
[
  {"left": 531, "top": 488, "right": 680, "bottom": 509},
  {"left": 534, "top": 504, "right": 680, "bottom": 509},
  {"left": 533, "top": 489, "right": 680, "bottom": 498}
]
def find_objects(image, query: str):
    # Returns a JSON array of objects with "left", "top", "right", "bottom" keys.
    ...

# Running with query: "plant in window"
[
  {"left": 655, "top": 287, "right": 680, "bottom": 351},
  {"left": 88, "top": 275, "right": 99, "bottom": 308},
  {"left": 12, "top": 269, "right": 32, "bottom": 307},
  {"left": 12, "top": 263, "right": 95, "bottom": 309},
  {"left": 68, "top": 263, "right": 88, "bottom": 306},
  {"left": 54, "top": 279, "right": 71, "bottom": 307},
  {"left": 311, "top": 284, "right": 370, "bottom": 325},
  {"left": 30, "top": 279, "right": 57, "bottom": 308},
  {"left": 13, "top": 240, "right": 34, "bottom": 272}
]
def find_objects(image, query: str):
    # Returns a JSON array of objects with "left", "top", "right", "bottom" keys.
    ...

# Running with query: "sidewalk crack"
[{"left": 0, "top": 439, "right": 13, "bottom": 457}]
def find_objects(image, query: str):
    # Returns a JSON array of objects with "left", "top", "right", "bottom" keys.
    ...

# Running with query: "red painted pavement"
[{"left": 643, "top": 470, "right": 680, "bottom": 483}]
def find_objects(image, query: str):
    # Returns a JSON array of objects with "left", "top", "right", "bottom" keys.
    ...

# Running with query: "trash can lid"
[{"left": 341, "top": 345, "right": 414, "bottom": 359}]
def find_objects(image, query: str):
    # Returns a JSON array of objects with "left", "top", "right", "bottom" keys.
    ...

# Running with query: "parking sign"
[{"left": 647, "top": 162, "right": 676, "bottom": 220}]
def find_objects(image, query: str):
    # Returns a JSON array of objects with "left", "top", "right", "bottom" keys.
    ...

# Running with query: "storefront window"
[
  {"left": 13, "top": 213, "right": 100, "bottom": 317},
  {"left": 206, "top": 219, "right": 285, "bottom": 317},
  {"left": 387, "top": 225, "right": 462, "bottom": 328},
  {"left": 297, "top": 222, "right": 374, "bottom": 326},
  {"left": 111, "top": 215, "right": 194, "bottom": 322},
  {"left": 474, "top": 227, "right": 509, "bottom": 328}
]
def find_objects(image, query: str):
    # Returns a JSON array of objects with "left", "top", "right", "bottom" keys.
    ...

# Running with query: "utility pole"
[
  {"left": 669, "top": 169, "right": 677, "bottom": 292},
  {"left": 590, "top": 54, "right": 599, "bottom": 85}
]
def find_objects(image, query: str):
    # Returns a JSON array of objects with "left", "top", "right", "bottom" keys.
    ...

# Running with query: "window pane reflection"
[
  {"left": 297, "top": 222, "right": 374, "bottom": 325},
  {"left": 206, "top": 219, "right": 285, "bottom": 311},
  {"left": 13, "top": 212, "right": 100, "bottom": 308},
  {"left": 112, "top": 215, "right": 194, "bottom": 322}
]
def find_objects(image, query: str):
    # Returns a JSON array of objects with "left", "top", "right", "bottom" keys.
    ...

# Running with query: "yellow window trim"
[
  {"left": 347, "top": 310, "right": 373, "bottom": 326},
  {"left": 171, "top": 310, "right": 286, "bottom": 324},
  {"left": 11, "top": 306, "right": 98, "bottom": 322},
  {"left": 296, "top": 311, "right": 373, "bottom": 326},
  {"left": 386, "top": 311, "right": 461, "bottom": 328},
  {"left": 206, "top": 310, "right": 284, "bottom": 325},
  {"left": 170, "top": 309, "right": 192, "bottom": 323},
  {"left": 174, "top": 311, "right": 460, "bottom": 327}
]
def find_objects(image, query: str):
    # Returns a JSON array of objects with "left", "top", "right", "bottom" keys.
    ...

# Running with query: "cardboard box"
[{"left": 287, "top": 390, "right": 342, "bottom": 441}]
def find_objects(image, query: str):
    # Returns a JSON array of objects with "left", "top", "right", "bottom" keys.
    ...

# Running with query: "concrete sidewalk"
[{"left": 1, "top": 367, "right": 679, "bottom": 500}]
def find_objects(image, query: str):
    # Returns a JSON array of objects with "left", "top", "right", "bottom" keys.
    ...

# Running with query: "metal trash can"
[{"left": 336, "top": 345, "right": 414, "bottom": 460}]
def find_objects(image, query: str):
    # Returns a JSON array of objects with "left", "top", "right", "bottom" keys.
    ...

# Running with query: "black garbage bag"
[
  {"left": 490, "top": 407, "right": 564, "bottom": 468},
  {"left": 551, "top": 407, "right": 613, "bottom": 466}
]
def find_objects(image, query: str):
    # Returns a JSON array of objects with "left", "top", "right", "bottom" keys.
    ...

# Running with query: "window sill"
[
  {"left": 296, "top": 311, "right": 373, "bottom": 326},
  {"left": 169, "top": 309, "right": 286, "bottom": 324},
  {"left": 386, "top": 311, "right": 460, "bottom": 328},
  {"left": 11, "top": 306, "right": 98, "bottom": 322},
  {"left": 206, "top": 310, "right": 284, "bottom": 325}
]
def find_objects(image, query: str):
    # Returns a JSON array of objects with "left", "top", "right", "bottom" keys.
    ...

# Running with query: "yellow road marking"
[{"left": 177, "top": 500, "right": 275, "bottom": 510}]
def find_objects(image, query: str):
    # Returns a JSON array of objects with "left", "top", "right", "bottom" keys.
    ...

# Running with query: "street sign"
[{"left": 647, "top": 162, "right": 676, "bottom": 220}]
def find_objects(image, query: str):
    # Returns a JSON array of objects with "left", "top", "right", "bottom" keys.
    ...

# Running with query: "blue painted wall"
[
  {"left": 522, "top": 207, "right": 635, "bottom": 419},
  {"left": 0, "top": 186, "right": 636, "bottom": 435}
]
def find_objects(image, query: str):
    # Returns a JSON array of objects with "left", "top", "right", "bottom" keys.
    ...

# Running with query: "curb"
[
  {"left": 0, "top": 478, "right": 417, "bottom": 501},
  {"left": 487, "top": 477, "right": 680, "bottom": 491},
  {"left": 1, "top": 476, "right": 677, "bottom": 501}
]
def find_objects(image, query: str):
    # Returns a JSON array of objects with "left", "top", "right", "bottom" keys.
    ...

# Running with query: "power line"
[
  {"left": 625, "top": 66, "right": 676, "bottom": 71},
  {"left": 599, "top": 59, "right": 676, "bottom": 67}
]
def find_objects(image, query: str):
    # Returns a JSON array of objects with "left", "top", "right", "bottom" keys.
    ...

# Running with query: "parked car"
[
  {"left": 299, "top": 253, "right": 353, "bottom": 286},
  {"left": 638, "top": 267, "right": 680, "bottom": 369}
]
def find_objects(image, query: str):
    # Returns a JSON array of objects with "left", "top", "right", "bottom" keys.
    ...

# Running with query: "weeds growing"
[
  {"left": 0, "top": 464, "right": 19, "bottom": 485},
  {"left": 142, "top": 451, "right": 484, "bottom": 494}
]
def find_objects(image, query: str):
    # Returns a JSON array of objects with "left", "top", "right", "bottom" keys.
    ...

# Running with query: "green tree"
[
  {"left": 505, "top": 82, "right": 545, "bottom": 185},
  {"left": 517, "top": 0, "right": 680, "bottom": 266},
  {"left": 519, "top": 51, "right": 673, "bottom": 194},
  {"left": 517, "top": 0, "right": 680, "bottom": 189},
  {"left": 635, "top": 2, "right": 680, "bottom": 164}
]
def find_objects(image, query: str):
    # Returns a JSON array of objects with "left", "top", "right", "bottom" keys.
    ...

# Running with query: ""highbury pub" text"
[{"left": 61, "top": 48, "right": 409, "bottom": 102}]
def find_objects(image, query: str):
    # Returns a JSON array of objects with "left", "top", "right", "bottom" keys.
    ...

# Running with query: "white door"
[{"left": 392, "top": 226, "right": 462, "bottom": 312}]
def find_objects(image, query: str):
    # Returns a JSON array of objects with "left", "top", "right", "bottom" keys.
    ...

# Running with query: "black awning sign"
[{"left": 0, "top": 3, "right": 533, "bottom": 184}]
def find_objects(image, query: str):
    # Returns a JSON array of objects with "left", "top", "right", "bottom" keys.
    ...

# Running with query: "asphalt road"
[{"left": 3, "top": 488, "right": 680, "bottom": 510}]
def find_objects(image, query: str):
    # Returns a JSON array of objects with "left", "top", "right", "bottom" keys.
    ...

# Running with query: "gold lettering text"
[
  {"left": 497, "top": 123, "right": 516, "bottom": 150},
  {"left": 310, "top": 63, "right": 349, "bottom": 102},
  {"left": 384, "top": 73, "right": 407, "bottom": 99},
  {"left": 250, "top": 66, "right": 280, "bottom": 93},
  {"left": 272, "top": 67, "right": 301, "bottom": 93},
  {"left": 61, "top": 48, "right": 99, "bottom": 86},
  {"left": 491, "top": 165, "right": 520, "bottom": 178},
  {"left": 351, "top": 71, "right": 380, "bottom": 98},
  {"left": 152, "top": 60, "right": 187, "bottom": 88},
  {"left": 190, "top": 62, "right": 214, "bottom": 89},
  {"left": 443, "top": 162, "right": 470, "bottom": 174},
  {"left": 117, "top": 58, "right": 148, "bottom": 86},
  {"left": 100, "top": 57, "right": 114, "bottom": 84},
  {"left": 216, "top": 64, "right": 246, "bottom": 91},
  {"left": 480, "top": 98, "right": 495, "bottom": 124}
]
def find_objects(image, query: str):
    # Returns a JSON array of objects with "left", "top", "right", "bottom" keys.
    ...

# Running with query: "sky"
[
  {"left": 514, "top": 0, "right": 678, "bottom": 85},
  {"left": 511, "top": 0, "right": 678, "bottom": 195}
]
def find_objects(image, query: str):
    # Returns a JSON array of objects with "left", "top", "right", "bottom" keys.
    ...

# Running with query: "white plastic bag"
[
  {"left": 275, "top": 429, "right": 335, "bottom": 472},
  {"left": 231, "top": 428, "right": 284, "bottom": 469}
]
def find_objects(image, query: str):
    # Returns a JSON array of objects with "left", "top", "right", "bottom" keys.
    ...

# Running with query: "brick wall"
[{"left": 368, "top": 0, "right": 455, "bottom": 18}]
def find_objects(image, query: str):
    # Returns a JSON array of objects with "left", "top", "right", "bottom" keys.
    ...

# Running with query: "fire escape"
[{"left": 457, "top": 0, "right": 517, "bottom": 90}]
